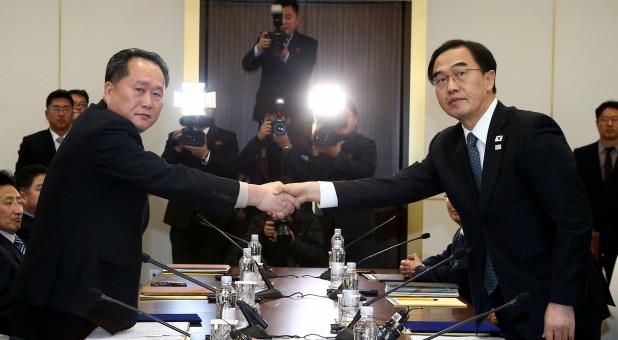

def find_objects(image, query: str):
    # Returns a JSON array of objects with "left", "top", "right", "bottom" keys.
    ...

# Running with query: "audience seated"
[
  {"left": 68, "top": 89, "right": 89, "bottom": 118},
  {"left": 14, "top": 164, "right": 47, "bottom": 245}
]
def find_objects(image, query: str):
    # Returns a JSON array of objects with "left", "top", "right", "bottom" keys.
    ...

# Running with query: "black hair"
[
  {"left": 15, "top": 165, "right": 47, "bottom": 192},
  {"left": 0, "top": 170, "right": 15, "bottom": 187},
  {"left": 105, "top": 48, "right": 170, "bottom": 88},
  {"left": 68, "top": 89, "right": 89, "bottom": 104},
  {"left": 595, "top": 100, "right": 618, "bottom": 119},
  {"left": 46, "top": 89, "right": 74, "bottom": 108},
  {"left": 275, "top": 0, "right": 299, "bottom": 14},
  {"left": 427, "top": 39, "right": 497, "bottom": 94}
]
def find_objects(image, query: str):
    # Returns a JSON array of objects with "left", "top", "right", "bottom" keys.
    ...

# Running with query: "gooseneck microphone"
[
  {"left": 423, "top": 292, "right": 531, "bottom": 340},
  {"left": 194, "top": 214, "right": 277, "bottom": 278},
  {"left": 320, "top": 214, "right": 401, "bottom": 280},
  {"left": 334, "top": 248, "right": 466, "bottom": 340},
  {"left": 231, "top": 300, "right": 270, "bottom": 338},
  {"left": 88, "top": 287, "right": 191, "bottom": 338},
  {"left": 141, "top": 253, "right": 217, "bottom": 293}
]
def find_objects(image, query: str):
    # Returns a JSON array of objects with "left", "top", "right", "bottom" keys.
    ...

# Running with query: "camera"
[
  {"left": 271, "top": 97, "right": 287, "bottom": 136},
  {"left": 312, "top": 114, "right": 348, "bottom": 146},
  {"left": 274, "top": 218, "right": 293, "bottom": 246},
  {"left": 266, "top": 4, "right": 286, "bottom": 56},
  {"left": 177, "top": 115, "right": 213, "bottom": 147}
]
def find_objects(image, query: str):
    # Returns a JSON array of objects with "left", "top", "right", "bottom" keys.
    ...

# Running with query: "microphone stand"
[
  {"left": 334, "top": 248, "right": 466, "bottom": 340},
  {"left": 195, "top": 214, "right": 277, "bottom": 278},
  {"left": 327, "top": 232, "right": 430, "bottom": 299},
  {"left": 320, "top": 214, "right": 400, "bottom": 281},
  {"left": 423, "top": 292, "right": 530, "bottom": 340},
  {"left": 232, "top": 300, "right": 270, "bottom": 338}
]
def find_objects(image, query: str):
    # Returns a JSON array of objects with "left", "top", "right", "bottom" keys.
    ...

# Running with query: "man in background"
[
  {"left": 162, "top": 106, "right": 239, "bottom": 264},
  {"left": 69, "top": 89, "right": 90, "bottom": 118},
  {"left": 14, "top": 164, "right": 47, "bottom": 245},
  {"left": 16, "top": 89, "right": 74, "bottom": 171},
  {"left": 574, "top": 100, "right": 618, "bottom": 281},
  {"left": 242, "top": 0, "right": 318, "bottom": 137}
]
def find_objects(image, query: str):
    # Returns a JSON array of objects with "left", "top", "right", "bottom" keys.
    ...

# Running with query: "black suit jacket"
[
  {"left": 16, "top": 213, "right": 34, "bottom": 245},
  {"left": 242, "top": 32, "right": 317, "bottom": 127},
  {"left": 11, "top": 100, "right": 240, "bottom": 334},
  {"left": 162, "top": 126, "right": 239, "bottom": 228},
  {"left": 0, "top": 234, "right": 23, "bottom": 335},
  {"left": 15, "top": 129, "right": 56, "bottom": 171},
  {"left": 332, "top": 102, "right": 609, "bottom": 337}
]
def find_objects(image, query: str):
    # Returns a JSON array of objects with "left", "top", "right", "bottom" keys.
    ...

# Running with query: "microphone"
[
  {"left": 334, "top": 248, "right": 466, "bottom": 340},
  {"left": 423, "top": 292, "right": 531, "bottom": 340},
  {"left": 327, "top": 232, "right": 430, "bottom": 299},
  {"left": 378, "top": 309, "right": 410, "bottom": 340},
  {"left": 141, "top": 253, "right": 217, "bottom": 293},
  {"left": 231, "top": 300, "right": 270, "bottom": 338},
  {"left": 320, "top": 214, "right": 401, "bottom": 280},
  {"left": 255, "top": 265, "right": 283, "bottom": 298},
  {"left": 88, "top": 287, "right": 191, "bottom": 338},
  {"left": 194, "top": 214, "right": 277, "bottom": 278}
]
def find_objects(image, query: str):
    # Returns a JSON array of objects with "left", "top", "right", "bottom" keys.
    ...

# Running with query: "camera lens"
[{"left": 273, "top": 119, "right": 286, "bottom": 136}]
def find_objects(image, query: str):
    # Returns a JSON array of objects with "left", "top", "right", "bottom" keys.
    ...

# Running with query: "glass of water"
[
  {"left": 235, "top": 280, "right": 257, "bottom": 308},
  {"left": 209, "top": 319, "right": 231, "bottom": 340},
  {"left": 338, "top": 291, "right": 361, "bottom": 324}
]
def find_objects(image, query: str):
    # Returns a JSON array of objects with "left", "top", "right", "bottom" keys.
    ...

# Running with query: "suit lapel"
[
  {"left": 479, "top": 102, "right": 508, "bottom": 212},
  {"left": 0, "top": 235, "right": 24, "bottom": 263},
  {"left": 450, "top": 129, "right": 480, "bottom": 202}
]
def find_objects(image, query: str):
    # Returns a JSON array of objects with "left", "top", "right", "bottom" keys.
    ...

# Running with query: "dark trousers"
[{"left": 10, "top": 298, "right": 97, "bottom": 340}]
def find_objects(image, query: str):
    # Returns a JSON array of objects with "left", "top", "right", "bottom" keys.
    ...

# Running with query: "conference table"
[{"left": 138, "top": 267, "right": 492, "bottom": 338}]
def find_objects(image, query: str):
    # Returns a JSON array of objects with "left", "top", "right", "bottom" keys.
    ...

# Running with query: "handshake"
[{"left": 249, "top": 182, "right": 321, "bottom": 219}]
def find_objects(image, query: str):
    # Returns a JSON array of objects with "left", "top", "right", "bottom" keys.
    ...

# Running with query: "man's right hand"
[
  {"left": 399, "top": 253, "right": 423, "bottom": 278},
  {"left": 256, "top": 32, "right": 271, "bottom": 54},
  {"left": 264, "top": 220, "right": 277, "bottom": 242},
  {"left": 258, "top": 120, "right": 272, "bottom": 141},
  {"left": 171, "top": 130, "right": 183, "bottom": 153}
]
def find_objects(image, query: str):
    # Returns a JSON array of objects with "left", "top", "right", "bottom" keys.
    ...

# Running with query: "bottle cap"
[
  {"left": 360, "top": 306, "right": 373, "bottom": 316},
  {"left": 334, "top": 228, "right": 342, "bottom": 234},
  {"left": 346, "top": 262, "right": 356, "bottom": 270},
  {"left": 251, "top": 234, "right": 259, "bottom": 241},
  {"left": 243, "top": 248, "right": 251, "bottom": 255},
  {"left": 221, "top": 276, "right": 232, "bottom": 284},
  {"left": 334, "top": 239, "right": 342, "bottom": 247}
]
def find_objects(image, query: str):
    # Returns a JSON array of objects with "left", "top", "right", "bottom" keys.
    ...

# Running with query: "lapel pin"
[
  {"left": 495, "top": 135, "right": 503, "bottom": 142},
  {"left": 495, "top": 145, "right": 502, "bottom": 150}
]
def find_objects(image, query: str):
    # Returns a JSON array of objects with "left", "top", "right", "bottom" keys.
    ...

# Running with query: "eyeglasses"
[
  {"left": 432, "top": 68, "right": 481, "bottom": 89},
  {"left": 48, "top": 106, "right": 71, "bottom": 113},
  {"left": 598, "top": 116, "right": 618, "bottom": 124},
  {"left": 74, "top": 102, "right": 88, "bottom": 108}
]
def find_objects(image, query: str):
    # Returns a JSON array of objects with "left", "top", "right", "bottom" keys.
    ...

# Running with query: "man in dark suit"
[
  {"left": 14, "top": 164, "right": 47, "bottom": 245},
  {"left": 574, "top": 100, "right": 618, "bottom": 281},
  {"left": 162, "top": 107, "right": 239, "bottom": 264},
  {"left": 307, "top": 100, "right": 377, "bottom": 266},
  {"left": 242, "top": 0, "right": 318, "bottom": 137},
  {"left": 9, "top": 48, "right": 298, "bottom": 340},
  {"left": 285, "top": 40, "right": 609, "bottom": 339},
  {"left": 0, "top": 170, "right": 24, "bottom": 336},
  {"left": 16, "top": 89, "right": 75, "bottom": 172}
]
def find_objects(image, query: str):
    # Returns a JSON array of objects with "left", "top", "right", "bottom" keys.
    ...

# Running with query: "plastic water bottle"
[
  {"left": 331, "top": 228, "right": 345, "bottom": 248},
  {"left": 353, "top": 306, "right": 378, "bottom": 340},
  {"left": 330, "top": 239, "right": 345, "bottom": 288},
  {"left": 248, "top": 234, "right": 262, "bottom": 263},
  {"left": 215, "top": 276, "right": 237, "bottom": 321},
  {"left": 342, "top": 262, "right": 359, "bottom": 293},
  {"left": 239, "top": 248, "right": 258, "bottom": 284}
]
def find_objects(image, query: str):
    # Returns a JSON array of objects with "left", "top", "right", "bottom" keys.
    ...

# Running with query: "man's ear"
[
  {"left": 19, "top": 191, "right": 27, "bottom": 200},
  {"left": 103, "top": 81, "right": 114, "bottom": 102}
]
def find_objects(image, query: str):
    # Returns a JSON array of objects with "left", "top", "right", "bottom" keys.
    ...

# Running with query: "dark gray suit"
[{"left": 331, "top": 102, "right": 609, "bottom": 338}]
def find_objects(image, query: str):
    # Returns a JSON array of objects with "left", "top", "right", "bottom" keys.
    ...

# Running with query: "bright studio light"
[
  {"left": 173, "top": 82, "right": 216, "bottom": 116},
  {"left": 308, "top": 85, "right": 346, "bottom": 119}
]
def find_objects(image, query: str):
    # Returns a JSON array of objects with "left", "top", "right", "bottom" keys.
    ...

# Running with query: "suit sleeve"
[
  {"left": 242, "top": 38, "right": 263, "bottom": 71},
  {"left": 16, "top": 137, "right": 32, "bottom": 172},
  {"left": 161, "top": 132, "right": 180, "bottom": 164}
]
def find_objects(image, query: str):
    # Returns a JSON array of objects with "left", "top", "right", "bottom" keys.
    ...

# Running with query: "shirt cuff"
[
  {"left": 200, "top": 151, "right": 211, "bottom": 165},
  {"left": 281, "top": 51, "right": 290, "bottom": 63},
  {"left": 253, "top": 45, "right": 262, "bottom": 57},
  {"left": 317, "top": 181, "right": 338, "bottom": 208},
  {"left": 235, "top": 182, "right": 248, "bottom": 208}
]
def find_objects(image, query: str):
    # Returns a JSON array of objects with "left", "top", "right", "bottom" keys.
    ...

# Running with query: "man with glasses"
[
  {"left": 575, "top": 101, "right": 618, "bottom": 281},
  {"left": 69, "top": 89, "right": 89, "bottom": 118},
  {"left": 284, "top": 39, "right": 609, "bottom": 339},
  {"left": 16, "top": 89, "right": 75, "bottom": 171}
]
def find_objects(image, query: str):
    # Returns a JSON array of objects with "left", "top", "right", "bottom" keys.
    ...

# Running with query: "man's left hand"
[
  {"left": 182, "top": 143, "right": 209, "bottom": 160},
  {"left": 543, "top": 302, "right": 575, "bottom": 340}
]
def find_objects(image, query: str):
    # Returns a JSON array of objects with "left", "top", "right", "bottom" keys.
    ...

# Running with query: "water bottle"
[
  {"left": 339, "top": 262, "right": 360, "bottom": 323},
  {"left": 342, "top": 262, "right": 359, "bottom": 293},
  {"left": 353, "top": 306, "right": 378, "bottom": 340},
  {"left": 248, "top": 234, "right": 262, "bottom": 263},
  {"left": 215, "top": 276, "right": 237, "bottom": 321},
  {"left": 330, "top": 239, "right": 345, "bottom": 288},
  {"left": 239, "top": 248, "right": 258, "bottom": 284},
  {"left": 331, "top": 228, "right": 345, "bottom": 248}
]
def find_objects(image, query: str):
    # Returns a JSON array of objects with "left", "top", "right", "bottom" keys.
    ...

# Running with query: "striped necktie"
[{"left": 14, "top": 235, "right": 26, "bottom": 255}]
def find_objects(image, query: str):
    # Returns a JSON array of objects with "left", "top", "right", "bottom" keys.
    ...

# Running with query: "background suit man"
[
  {"left": 162, "top": 107, "right": 239, "bottom": 264},
  {"left": 9, "top": 48, "right": 297, "bottom": 339},
  {"left": 285, "top": 40, "right": 609, "bottom": 339},
  {"left": 242, "top": 0, "right": 318, "bottom": 137},
  {"left": 574, "top": 100, "right": 618, "bottom": 281},
  {"left": 14, "top": 164, "right": 47, "bottom": 245},
  {"left": 15, "top": 89, "right": 75, "bottom": 171}
]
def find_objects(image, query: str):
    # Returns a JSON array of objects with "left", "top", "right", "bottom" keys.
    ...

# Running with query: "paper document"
[{"left": 86, "top": 322, "right": 189, "bottom": 339}]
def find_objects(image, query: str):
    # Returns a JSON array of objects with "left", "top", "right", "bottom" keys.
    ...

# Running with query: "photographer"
[
  {"left": 245, "top": 208, "right": 326, "bottom": 267},
  {"left": 242, "top": 0, "right": 318, "bottom": 138},
  {"left": 308, "top": 100, "right": 378, "bottom": 266},
  {"left": 161, "top": 107, "right": 239, "bottom": 264}
]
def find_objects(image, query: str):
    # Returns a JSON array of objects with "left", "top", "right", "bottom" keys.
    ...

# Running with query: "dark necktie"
[
  {"left": 14, "top": 235, "right": 26, "bottom": 255},
  {"left": 604, "top": 147, "right": 614, "bottom": 184},
  {"left": 467, "top": 133, "right": 498, "bottom": 294}
]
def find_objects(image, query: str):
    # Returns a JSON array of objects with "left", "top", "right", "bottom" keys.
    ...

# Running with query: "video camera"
[
  {"left": 266, "top": 4, "right": 286, "bottom": 56},
  {"left": 177, "top": 115, "right": 213, "bottom": 147},
  {"left": 312, "top": 114, "right": 348, "bottom": 146}
]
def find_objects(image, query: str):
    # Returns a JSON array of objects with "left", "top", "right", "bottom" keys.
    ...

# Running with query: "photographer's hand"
[
  {"left": 273, "top": 133, "right": 291, "bottom": 149},
  {"left": 182, "top": 142, "right": 209, "bottom": 160},
  {"left": 263, "top": 220, "right": 276, "bottom": 243},
  {"left": 313, "top": 142, "right": 342, "bottom": 158},
  {"left": 171, "top": 130, "right": 183, "bottom": 153},
  {"left": 258, "top": 121, "right": 272, "bottom": 141},
  {"left": 256, "top": 32, "right": 271, "bottom": 54}
]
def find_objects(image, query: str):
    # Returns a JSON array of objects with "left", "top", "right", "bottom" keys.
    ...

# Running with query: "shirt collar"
[
  {"left": 462, "top": 98, "right": 498, "bottom": 144},
  {"left": 0, "top": 230, "right": 15, "bottom": 243}
]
